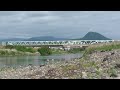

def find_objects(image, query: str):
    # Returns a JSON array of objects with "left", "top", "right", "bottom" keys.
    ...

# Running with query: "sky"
[{"left": 0, "top": 11, "right": 120, "bottom": 40}]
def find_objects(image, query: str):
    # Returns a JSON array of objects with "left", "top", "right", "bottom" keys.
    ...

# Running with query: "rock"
[
  {"left": 82, "top": 72, "right": 87, "bottom": 79},
  {"left": 111, "top": 52, "right": 115, "bottom": 55},
  {"left": 114, "top": 64, "right": 120, "bottom": 69},
  {"left": 101, "top": 75, "right": 107, "bottom": 79},
  {"left": 110, "top": 73, "right": 118, "bottom": 78},
  {"left": 28, "top": 64, "right": 33, "bottom": 66},
  {"left": 100, "top": 50, "right": 106, "bottom": 52},
  {"left": 88, "top": 68, "right": 96, "bottom": 73},
  {"left": 39, "top": 64, "right": 45, "bottom": 67},
  {"left": 102, "top": 55, "right": 109, "bottom": 62}
]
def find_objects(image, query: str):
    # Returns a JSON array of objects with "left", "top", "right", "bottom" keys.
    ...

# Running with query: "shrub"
[
  {"left": 108, "top": 68, "right": 118, "bottom": 77},
  {"left": 11, "top": 51, "right": 16, "bottom": 55},
  {"left": 26, "top": 47, "right": 36, "bottom": 53},
  {"left": 15, "top": 46, "right": 26, "bottom": 52},
  {"left": 38, "top": 46, "right": 52, "bottom": 56},
  {"left": 5, "top": 45, "right": 14, "bottom": 49},
  {"left": 0, "top": 51, "right": 5, "bottom": 55}
]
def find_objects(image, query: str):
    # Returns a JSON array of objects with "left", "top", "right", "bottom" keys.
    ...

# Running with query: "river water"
[{"left": 0, "top": 53, "right": 83, "bottom": 68}]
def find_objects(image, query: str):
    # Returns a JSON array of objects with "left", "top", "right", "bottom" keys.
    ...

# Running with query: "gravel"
[{"left": 1, "top": 49, "right": 120, "bottom": 79}]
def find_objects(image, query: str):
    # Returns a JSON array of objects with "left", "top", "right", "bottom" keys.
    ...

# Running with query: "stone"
[
  {"left": 100, "top": 50, "right": 106, "bottom": 52},
  {"left": 111, "top": 52, "right": 115, "bottom": 55},
  {"left": 39, "top": 64, "right": 45, "bottom": 67},
  {"left": 82, "top": 72, "right": 87, "bottom": 79},
  {"left": 114, "top": 64, "right": 120, "bottom": 69},
  {"left": 102, "top": 55, "right": 109, "bottom": 62}
]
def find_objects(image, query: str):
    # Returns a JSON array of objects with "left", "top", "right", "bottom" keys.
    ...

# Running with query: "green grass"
[
  {"left": 83, "top": 43, "right": 120, "bottom": 56},
  {"left": 5, "top": 45, "right": 36, "bottom": 53}
]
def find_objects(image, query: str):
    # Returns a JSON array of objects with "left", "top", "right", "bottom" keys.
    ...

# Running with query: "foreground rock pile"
[{"left": 0, "top": 49, "right": 120, "bottom": 79}]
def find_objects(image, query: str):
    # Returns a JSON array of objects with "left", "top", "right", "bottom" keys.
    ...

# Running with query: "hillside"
[
  {"left": 0, "top": 38, "right": 25, "bottom": 42},
  {"left": 27, "top": 36, "right": 68, "bottom": 41},
  {"left": 0, "top": 36, "right": 69, "bottom": 42},
  {"left": 80, "top": 32, "right": 112, "bottom": 40},
  {"left": 0, "top": 32, "right": 112, "bottom": 41}
]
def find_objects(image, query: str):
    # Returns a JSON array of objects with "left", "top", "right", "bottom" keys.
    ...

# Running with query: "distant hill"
[
  {"left": 27, "top": 36, "right": 69, "bottom": 41},
  {"left": 0, "top": 32, "right": 112, "bottom": 42},
  {"left": 0, "top": 38, "right": 25, "bottom": 42},
  {"left": 79, "top": 32, "right": 112, "bottom": 40},
  {"left": 0, "top": 36, "right": 69, "bottom": 42}
]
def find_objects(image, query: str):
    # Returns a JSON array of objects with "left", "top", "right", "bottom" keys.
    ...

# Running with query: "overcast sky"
[{"left": 0, "top": 11, "right": 120, "bottom": 40}]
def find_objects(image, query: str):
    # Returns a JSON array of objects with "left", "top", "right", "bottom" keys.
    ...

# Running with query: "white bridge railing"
[{"left": 1, "top": 40, "right": 115, "bottom": 46}]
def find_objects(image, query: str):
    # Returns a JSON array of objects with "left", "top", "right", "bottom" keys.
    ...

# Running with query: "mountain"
[
  {"left": 0, "top": 38, "right": 25, "bottom": 42},
  {"left": 79, "top": 32, "right": 112, "bottom": 40},
  {"left": 27, "top": 36, "right": 69, "bottom": 41},
  {"left": 0, "top": 32, "right": 112, "bottom": 42},
  {"left": 0, "top": 36, "right": 68, "bottom": 42}
]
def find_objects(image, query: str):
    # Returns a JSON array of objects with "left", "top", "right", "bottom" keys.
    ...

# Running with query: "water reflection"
[{"left": 0, "top": 53, "right": 83, "bottom": 68}]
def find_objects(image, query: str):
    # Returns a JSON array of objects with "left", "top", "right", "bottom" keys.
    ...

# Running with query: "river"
[{"left": 0, "top": 53, "right": 83, "bottom": 68}]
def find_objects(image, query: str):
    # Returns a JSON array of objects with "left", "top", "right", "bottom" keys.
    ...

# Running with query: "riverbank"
[
  {"left": 51, "top": 49, "right": 85, "bottom": 55},
  {"left": 0, "top": 49, "right": 40, "bottom": 56},
  {"left": 1, "top": 42, "right": 120, "bottom": 79},
  {"left": 0, "top": 46, "right": 83, "bottom": 56},
  {"left": 0, "top": 45, "right": 40, "bottom": 56},
  {"left": 0, "top": 49, "right": 120, "bottom": 79}
]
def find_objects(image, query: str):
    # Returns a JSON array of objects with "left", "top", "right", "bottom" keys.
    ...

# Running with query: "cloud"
[{"left": 0, "top": 11, "right": 120, "bottom": 39}]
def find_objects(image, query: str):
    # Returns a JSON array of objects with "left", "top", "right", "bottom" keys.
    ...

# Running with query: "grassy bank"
[
  {"left": 51, "top": 49, "right": 68, "bottom": 54},
  {"left": 83, "top": 42, "right": 120, "bottom": 56},
  {"left": 51, "top": 48, "right": 85, "bottom": 55},
  {"left": 1, "top": 45, "right": 53, "bottom": 56},
  {"left": 0, "top": 45, "right": 85, "bottom": 56},
  {"left": 0, "top": 45, "right": 39, "bottom": 56},
  {"left": 0, "top": 50, "right": 40, "bottom": 56},
  {"left": 5, "top": 45, "right": 36, "bottom": 53},
  {"left": 67, "top": 48, "right": 85, "bottom": 54}
]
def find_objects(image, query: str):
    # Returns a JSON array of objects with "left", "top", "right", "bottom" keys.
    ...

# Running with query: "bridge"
[
  {"left": 1, "top": 40, "right": 115, "bottom": 46},
  {"left": 1, "top": 40, "right": 115, "bottom": 50}
]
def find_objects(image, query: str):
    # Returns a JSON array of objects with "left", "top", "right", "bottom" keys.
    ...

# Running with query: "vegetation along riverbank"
[
  {"left": 0, "top": 45, "right": 85, "bottom": 56},
  {"left": 1, "top": 42, "right": 120, "bottom": 79}
]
